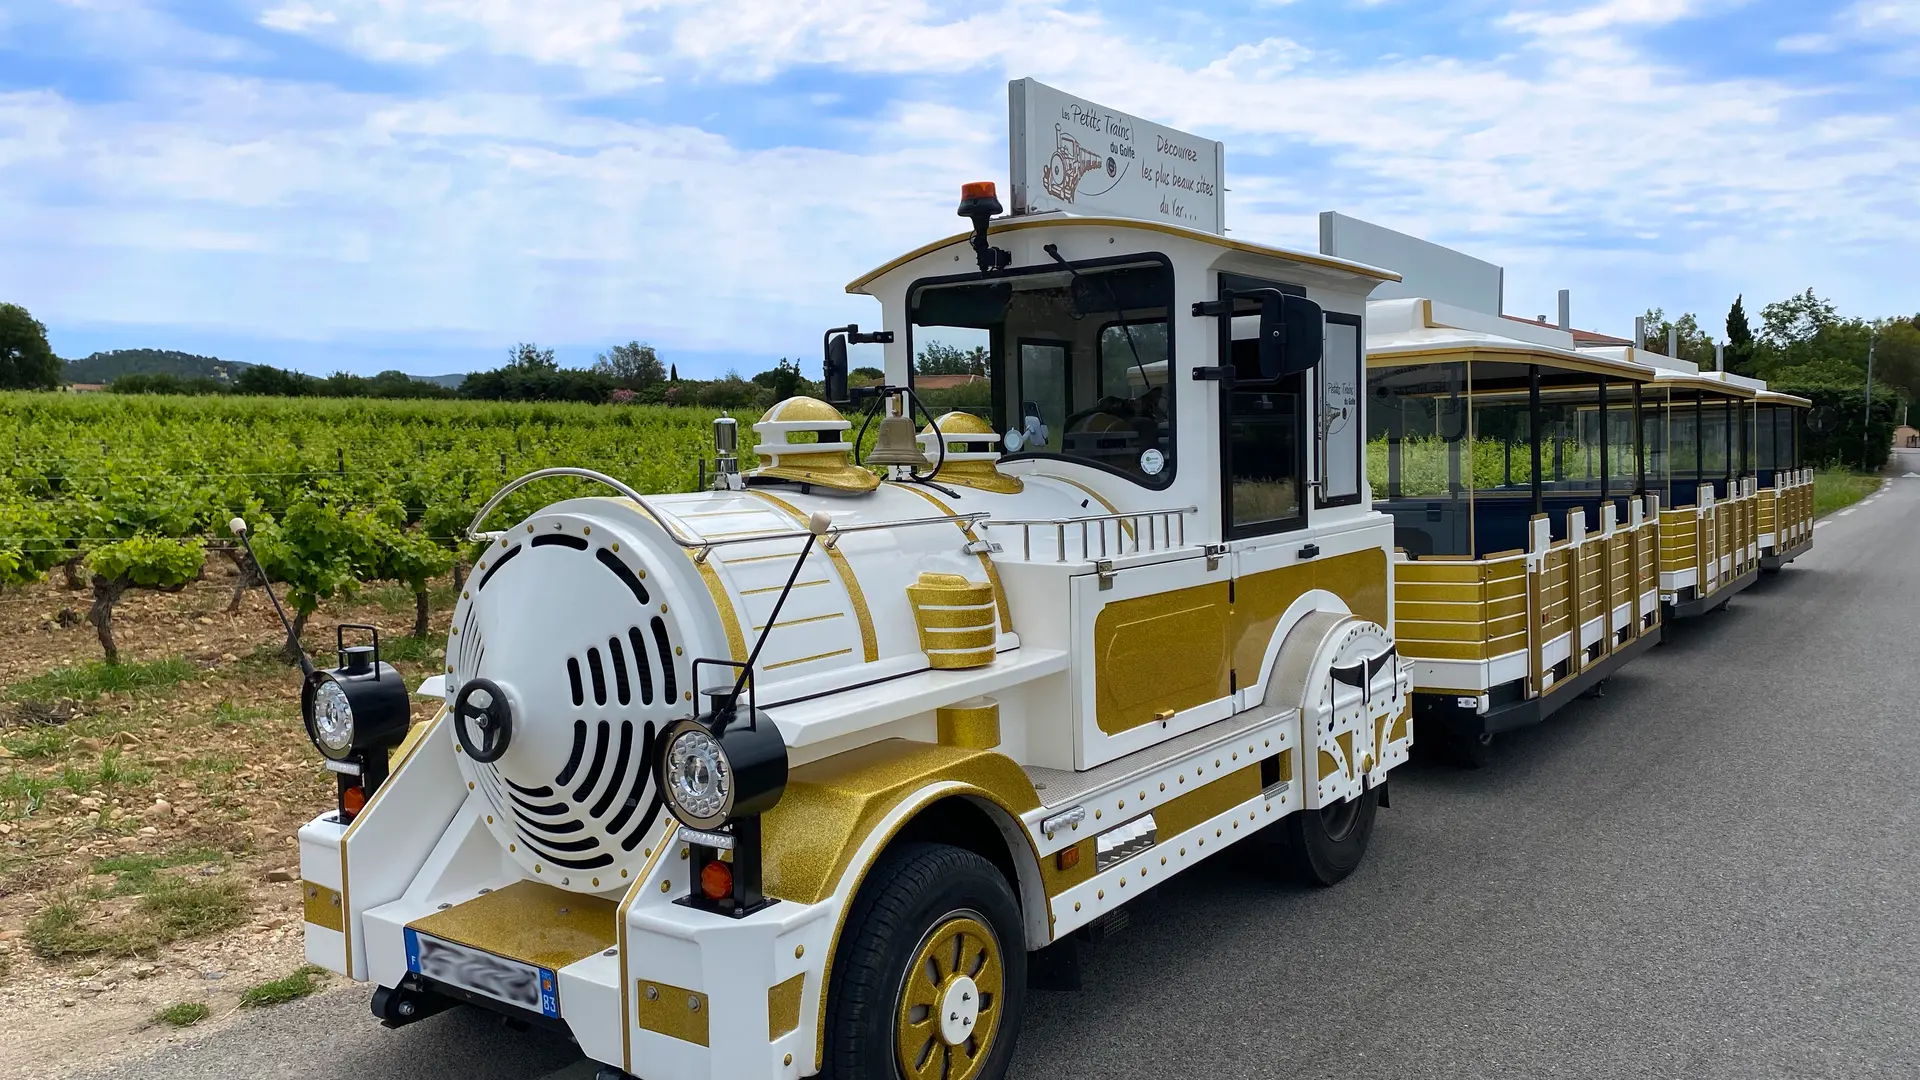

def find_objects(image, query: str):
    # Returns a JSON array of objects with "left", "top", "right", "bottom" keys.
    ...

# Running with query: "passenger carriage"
[
  {"left": 1579, "top": 347, "right": 1767, "bottom": 620},
  {"left": 1751, "top": 388, "right": 1815, "bottom": 570},
  {"left": 286, "top": 192, "right": 1419, "bottom": 1080},
  {"left": 1364, "top": 299, "right": 1663, "bottom": 767}
]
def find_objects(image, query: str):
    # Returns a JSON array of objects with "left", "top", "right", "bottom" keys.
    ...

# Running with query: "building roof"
[
  {"left": 1500, "top": 313, "right": 1634, "bottom": 347},
  {"left": 914, "top": 374, "right": 986, "bottom": 390}
]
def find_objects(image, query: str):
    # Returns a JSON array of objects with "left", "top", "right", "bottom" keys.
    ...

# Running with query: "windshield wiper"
[{"left": 1043, "top": 244, "right": 1153, "bottom": 397}]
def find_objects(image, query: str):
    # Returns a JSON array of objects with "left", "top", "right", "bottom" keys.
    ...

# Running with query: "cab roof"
[{"left": 845, "top": 214, "right": 1401, "bottom": 295}]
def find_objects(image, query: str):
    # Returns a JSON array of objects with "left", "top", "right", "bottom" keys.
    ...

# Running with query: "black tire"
[
  {"left": 825, "top": 842, "right": 1027, "bottom": 1080},
  {"left": 1449, "top": 728, "right": 1496, "bottom": 769},
  {"left": 1277, "top": 786, "right": 1380, "bottom": 886}
]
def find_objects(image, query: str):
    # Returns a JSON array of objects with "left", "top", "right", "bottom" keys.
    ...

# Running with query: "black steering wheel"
[{"left": 453, "top": 678, "right": 514, "bottom": 763}]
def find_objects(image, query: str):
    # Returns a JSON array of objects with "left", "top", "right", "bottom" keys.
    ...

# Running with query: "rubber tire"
[
  {"left": 1449, "top": 728, "right": 1496, "bottom": 769},
  {"left": 1277, "top": 786, "right": 1380, "bottom": 886},
  {"left": 825, "top": 842, "right": 1027, "bottom": 1080}
]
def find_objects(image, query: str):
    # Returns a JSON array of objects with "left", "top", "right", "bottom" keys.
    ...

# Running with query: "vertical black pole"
[
  {"left": 1529, "top": 365, "right": 1543, "bottom": 518},
  {"left": 1598, "top": 376, "right": 1609, "bottom": 503},
  {"left": 1633, "top": 383, "right": 1645, "bottom": 496}
]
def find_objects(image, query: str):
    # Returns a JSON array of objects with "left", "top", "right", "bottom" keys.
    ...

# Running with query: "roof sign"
[{"left": 1008, "top": 78, "right": 1225, "bottom": 235}]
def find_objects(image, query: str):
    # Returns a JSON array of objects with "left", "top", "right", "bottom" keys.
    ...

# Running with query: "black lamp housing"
[
  {"left": 301, "top": 624, "right": 412, "bottom": 816},
  {"left": 660, "top": 660, "right": 791, "bottom": 918},
  {"left": 957, "top": 181, "right": 1011, "bottom": 274}
]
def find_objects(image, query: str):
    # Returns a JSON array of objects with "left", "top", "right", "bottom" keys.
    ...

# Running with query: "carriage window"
[
  {"left": 909, "top": 259, "right": 1174, "bottom": 486},
  {"left": 1368, "top": 361, "right": 1472, "bottom": 557}
]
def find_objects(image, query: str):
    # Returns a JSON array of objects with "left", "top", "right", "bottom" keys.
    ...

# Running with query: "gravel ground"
[{"left": 70, "top": 456, "right": 1920, "bottom": 1080}]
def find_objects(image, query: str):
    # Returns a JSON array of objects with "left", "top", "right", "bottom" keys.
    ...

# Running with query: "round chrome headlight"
[
  {"left": 662, "top": 722, "right": 733, "bottom": 830},
  {"left": 312, "top": 678, "right": 355, "bottom": 755}
]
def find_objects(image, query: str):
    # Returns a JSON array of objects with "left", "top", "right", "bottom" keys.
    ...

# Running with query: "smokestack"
[
  {"left": 1714, "top": 341, "right": 1725, "bottom": 372},
  {"left": 1668, "top": 326, "right": 1678, "bottom": 358},
  {"left": 1635, "top": 315, "right": 1646, "bottom": 351},
  {"left": 1556, "top": 289, "right": 1570, "bottom": 332}
]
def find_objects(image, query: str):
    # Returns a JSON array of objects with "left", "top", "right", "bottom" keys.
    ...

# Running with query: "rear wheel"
[
  {"left": 1449, "top": 728, "right": 1496, "bottom": 769},
  {"left": 1277, "top": 786, "right": 1380, "bottom": 886},
  {"left": 825, "top": 842, "right": 1026, "bottom": 1080}
]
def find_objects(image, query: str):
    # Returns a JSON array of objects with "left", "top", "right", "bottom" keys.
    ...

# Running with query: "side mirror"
[
  {"left": 823, "top": 335, "right": 849, "bottom": 404},
  {"left": 1258, "top": 293, "right": 1324, "bottom": 379}
]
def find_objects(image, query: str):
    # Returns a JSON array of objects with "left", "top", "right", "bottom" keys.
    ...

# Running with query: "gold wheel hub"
[{"left": 894, "top": 913, "right": 1003, "bottom": 1080}]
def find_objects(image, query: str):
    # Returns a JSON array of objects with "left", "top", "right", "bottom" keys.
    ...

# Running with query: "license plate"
[{"left": 404, "top": 928, "right": 560, "bottom": 1018}]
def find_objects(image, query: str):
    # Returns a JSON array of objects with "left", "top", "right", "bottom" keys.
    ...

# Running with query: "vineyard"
[{"left": 0, "top": 392, "right": 763, "bottom": 663}]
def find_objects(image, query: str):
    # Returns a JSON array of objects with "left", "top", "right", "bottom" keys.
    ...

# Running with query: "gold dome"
[
  {"left": 918, "top": 410, "right": 1021, "bottom": 494},
  {"left": 761, "top": 396, "right": 847, "bottom": 426},
  {"left": 919, "top": 410, "right": 995, "bottom": 437}
]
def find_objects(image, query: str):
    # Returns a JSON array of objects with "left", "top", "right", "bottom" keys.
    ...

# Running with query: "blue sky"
[{"left": 1, "top": 0, "right": 1914, "bottom": 378}]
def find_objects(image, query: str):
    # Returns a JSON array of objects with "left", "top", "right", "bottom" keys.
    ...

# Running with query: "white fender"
[{"left": 1263, "top": 611, "right": 1412, "bottom": 808}]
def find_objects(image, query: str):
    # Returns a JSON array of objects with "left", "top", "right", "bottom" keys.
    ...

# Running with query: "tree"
[
  {"left": 752, "top": 358, "right": 813, "bottom": 400},
  {"left": 0, "top": 302, "right": 60, "bottom": 390},
  {"left": 852, "top": 365, "right": 885, "bottom": 386},
  {"left": 365, "top": 502, "right": 454, "bottom": 638},
  {"left": 1725, "top": 295, "right": 1756, "bottom": 376},
  {"left": 1760, "top": 289, "right": 1837, "bottom": 349},
  {"left": 253, "top": 500, "right": 379, "bottom": 661},
  {"left": 1636, "top": 308, "right": 1715, "bottom": 368},
  {"left": 916, "top": 342, "right": 988, "bottom": 377},
  {"left": 670, "top": 363, "right": 680, "bottom": 381},
  {"left": 508, "top": 342, "right": 558, "bottom": 371},
  {"left": 85, "top": 537, "right": 206, "bottom": 664},
  {"left": 697, "top": 375, "right": 766, "bottom": 409},
  {"left": 592, "top": 341, "right": 666, "bottom": 388}
]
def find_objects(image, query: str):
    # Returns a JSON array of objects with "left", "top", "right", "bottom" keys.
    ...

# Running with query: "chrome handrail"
[
  {"left": 467, "top": 467, "right": 988, "bottom": 562},
  {"left": 979, "top": 506, "right": 1197, "bottom": 563}
]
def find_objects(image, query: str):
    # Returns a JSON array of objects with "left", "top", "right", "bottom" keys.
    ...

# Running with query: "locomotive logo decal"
[{"left": 1041, "top": 124, "right": 1112, "bottom": 203}]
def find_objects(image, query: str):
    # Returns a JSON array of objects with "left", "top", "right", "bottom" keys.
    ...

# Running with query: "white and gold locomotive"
[{"left": 289, "top": 185, "right": 1415, "bottom": 1080}]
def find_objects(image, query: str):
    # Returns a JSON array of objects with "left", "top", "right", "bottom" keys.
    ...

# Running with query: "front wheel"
[
  {"left": 825, "top": 842, "right": 1027, "bottom": 1080},
  {"left": 1277, "top": 786, "right": 1380, "bottom": 886}
]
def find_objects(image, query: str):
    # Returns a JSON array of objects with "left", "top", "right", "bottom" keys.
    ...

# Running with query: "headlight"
[
  {"left": 656, "top": 705, "right": 788, "bottom": 832},
  {"left": 663, "top": 722, "right": 733, "bottom": 829},
  {"left": 312, "top": 679, "right": 355, "bottom": 754}
]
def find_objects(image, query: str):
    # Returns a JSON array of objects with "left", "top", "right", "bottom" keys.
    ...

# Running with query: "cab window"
[{"left": 909, "top": 258, "right": 1175, "bottom": 487}]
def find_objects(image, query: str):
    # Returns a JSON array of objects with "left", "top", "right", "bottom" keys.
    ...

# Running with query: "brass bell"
[{"left": 866, "top": 412, "right": 934, "bottom": 468}]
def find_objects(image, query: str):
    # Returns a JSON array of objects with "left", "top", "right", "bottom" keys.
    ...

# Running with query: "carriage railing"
[
  {"left": 1394, "top": 495, "right": 1662, "bottom": 700},
  {"left": 979, "top": 506, "right": 1198, "bottom": 563}
]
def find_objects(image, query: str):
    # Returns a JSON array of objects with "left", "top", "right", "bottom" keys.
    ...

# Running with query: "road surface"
[{"left": 77, "top": 455, "right": 1920, "bottom": 1080}]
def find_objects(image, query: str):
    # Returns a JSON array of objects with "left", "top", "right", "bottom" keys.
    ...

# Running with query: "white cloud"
[{"left": 3, "top": 0, "right": 1915, "bottom": 372}]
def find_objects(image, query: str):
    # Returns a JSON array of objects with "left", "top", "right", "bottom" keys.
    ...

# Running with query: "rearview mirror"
[
  {"left": 1258, "top": 292, "right": 1324, "bottom": 379},
  {"left": 823, "top": 335, "right": 849, "bottom": 404}
]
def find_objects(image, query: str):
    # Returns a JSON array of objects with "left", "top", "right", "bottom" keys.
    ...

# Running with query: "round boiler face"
[{"left": 448, "top": 510, "right": 702, "bottom": 891}]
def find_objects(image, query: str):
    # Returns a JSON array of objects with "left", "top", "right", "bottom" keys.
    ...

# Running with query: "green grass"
[
  {"left": 376, "top": 633, "right": 446, "bottom": 665},
  {"left": 153, "top": 1002, "right": 211, "bottom": 1027},
  {"left": 239, "top": 965, "right": 326, "bottom": 1007},
  {"left": 362, "top": 583, "right": 456, "bottom": 616},
  {"left": 1813, "top": 468, "right": 1880, "bottom": 518},
  {"left": 5, "top": 657, "right": 196, "bottom": 703},
  {"left": 57, "top": 748, "right": 152, "bottom": 793},
  {"left": 27, "top": 876, "right": 249, "bottom": 959},
  {"left": 93, "top": 846, "right": 227, "bottom": 893},
  {"left": 0, "top": 769, "right": 56, "bottom": 820},
  {"left": 207, "top": 699, "right": 277, "bottom": 730},
  {"left": 0, "top": 726, "right": 70, "bottom": 760}
]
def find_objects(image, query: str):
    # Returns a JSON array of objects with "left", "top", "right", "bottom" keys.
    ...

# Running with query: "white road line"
[
  {"left": 1838, "top": 508, "right": 1857, "bottom": 516},
  {"left": 1815, "top": 521, "right": 1830, "bottom": 529}
]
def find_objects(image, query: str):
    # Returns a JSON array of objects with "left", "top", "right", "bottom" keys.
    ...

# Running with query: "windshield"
[{"left": 908, "top": 259, "right": 1175, "bottom": 486}]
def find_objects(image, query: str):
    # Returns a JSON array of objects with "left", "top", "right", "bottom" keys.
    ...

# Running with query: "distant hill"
[
  {"left": 61, "top": 349, "right": 465, "bottom": 389},
  {"left": 63, "top": 349, "right": 253, "bottom": 385}
]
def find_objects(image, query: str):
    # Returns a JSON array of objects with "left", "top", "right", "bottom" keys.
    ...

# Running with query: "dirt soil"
[{"left": 0, "top": 562, "right": 451, "bottom": 1077}]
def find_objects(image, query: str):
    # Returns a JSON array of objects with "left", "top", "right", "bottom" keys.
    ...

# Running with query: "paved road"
[{"left": 81, "top": 459, "right": 1920, "bottom": 1080}]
